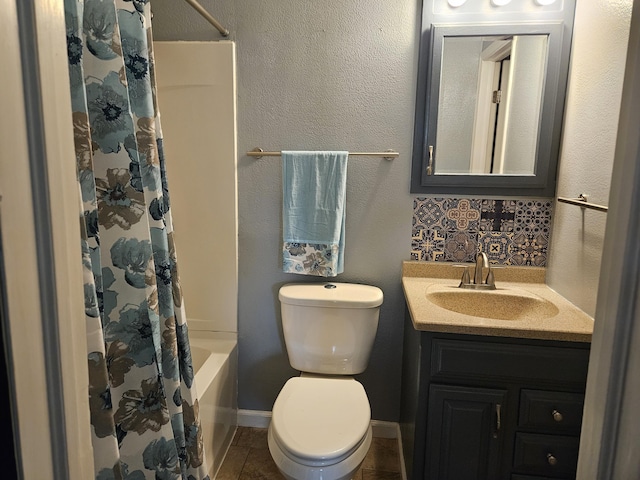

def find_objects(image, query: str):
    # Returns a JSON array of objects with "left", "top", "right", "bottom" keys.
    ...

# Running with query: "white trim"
[
  {"left": 1, "top": 1, "right": 94, "bottom": 477},
  {"left": 1, "top": 2, "right": 54, "bottom": 476},
  {"left": 396, "top": 425, "right": 408, "bottom": 480},
  {"left": 238, "top": 409, "right": 272, "bottom": 428},
  {"left": 470, "top": 60, "right": 496, "bottom": 173},
  {"left": 577, "top": 3, "right": 640, "bottom": 477},
  {"left": 34, "top": 1, "right": 94, "bottom": 476},
  {"left": 369, "top": 420, "right": 399, "bottom": 439},
  {"left": 237, "top": 409, "right": 402, "bottom": 439}
]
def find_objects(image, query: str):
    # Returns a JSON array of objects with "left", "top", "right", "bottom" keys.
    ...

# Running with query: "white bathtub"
[{"left": 189, "top": 330, "right": 238, "bottom": 478}]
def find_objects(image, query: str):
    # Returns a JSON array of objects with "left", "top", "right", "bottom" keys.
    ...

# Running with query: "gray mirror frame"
[{"left": 411, "top": 21, "right": 572, "bottom": 196}]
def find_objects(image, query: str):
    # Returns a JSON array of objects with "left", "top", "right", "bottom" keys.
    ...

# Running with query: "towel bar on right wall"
[{"left": 557, "top": 194, "right": 609, "bottom": 212}]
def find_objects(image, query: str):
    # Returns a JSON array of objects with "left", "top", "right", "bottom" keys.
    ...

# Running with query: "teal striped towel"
[{"left": 282, "top": 151, "right": 348, "bottom": 277}]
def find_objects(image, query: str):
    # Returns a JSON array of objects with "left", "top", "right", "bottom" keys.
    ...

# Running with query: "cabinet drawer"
[
  {"left": 430, "top": 338, "right": 590, "bottom": 386},
  {"left": 513, "top": 433, "right": 579, "bottom": 478},
  {"left": 520, "top": 390, "right": 584, "bottom": 434}
]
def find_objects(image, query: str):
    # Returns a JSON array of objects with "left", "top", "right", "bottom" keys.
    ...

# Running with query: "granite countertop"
[{"left": 402, "top": 261, "right": 594, "bottom": 343}]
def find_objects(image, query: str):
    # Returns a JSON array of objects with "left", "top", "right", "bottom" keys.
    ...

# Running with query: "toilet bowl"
[
  {"left": 270, "top": 282, "right": 383, "bottom": 480},
  {"left": 268, "top": 375, "right": 373, "bottom": 480}
]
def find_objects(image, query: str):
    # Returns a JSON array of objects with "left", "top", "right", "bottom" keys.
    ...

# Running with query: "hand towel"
[{"left": 282, "top": 151, "right": 348, "bottom": 277}]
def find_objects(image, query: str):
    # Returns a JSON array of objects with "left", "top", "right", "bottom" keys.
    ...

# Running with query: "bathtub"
[{"left": 189, "top": 330, "right": 238, "bottom": 478}]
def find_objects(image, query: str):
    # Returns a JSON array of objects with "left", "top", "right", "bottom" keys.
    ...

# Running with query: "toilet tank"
[{"left": 279, "top": 282, "right": 383, "bottom": 375}]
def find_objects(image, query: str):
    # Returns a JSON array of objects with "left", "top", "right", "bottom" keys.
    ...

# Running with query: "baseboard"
[
  {"left": 238, "top": 410, "right": 400, "bottom": 438},
  {"left": 238, "top": 409, "right": 272, "bottom": 428},
  {"left": 397, "top": 424, "right": 408, "bottom": 480},
  {"left": 369, "top": 419, "right": 398, "bottom": 438}
]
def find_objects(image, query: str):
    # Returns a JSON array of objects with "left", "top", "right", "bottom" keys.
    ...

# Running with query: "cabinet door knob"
[
  {"left": 547, "top": 453, "right": 558, "bottom": 466},
  {"left": 552, "top": 409, "right": 563, "bottom": 422}
]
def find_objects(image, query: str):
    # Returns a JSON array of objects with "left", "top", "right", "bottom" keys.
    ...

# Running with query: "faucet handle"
[
  {"left": 461, "top": 267, "right": 471, "bottom": 286},
  {"left": 452, "top": 264, "right": 471, "bottom": 286}
]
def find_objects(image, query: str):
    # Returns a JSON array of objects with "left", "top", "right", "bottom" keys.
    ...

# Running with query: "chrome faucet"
[{"left": 458, "top": 252, "right": 496, "bottom": 290}]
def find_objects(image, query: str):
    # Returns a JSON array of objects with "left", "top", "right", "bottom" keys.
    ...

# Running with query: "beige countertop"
[{"left": 402, "top": 261, "right": 594, "bottom": 343}]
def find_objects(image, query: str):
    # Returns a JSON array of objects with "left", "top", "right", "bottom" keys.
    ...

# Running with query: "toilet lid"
[{"left": 271, "top": 376, "right": 371, "bottom": 464}]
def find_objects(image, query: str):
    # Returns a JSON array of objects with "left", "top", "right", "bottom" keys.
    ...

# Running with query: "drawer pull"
[
  {"left": 493, "top": 403, "right": 502, "bottom": 438},
  {"left": 547, "top": 453, "right": 558, "bottom": 466},
  {"left": 552, "top": 409, "right": 564, "bottom": 422}
]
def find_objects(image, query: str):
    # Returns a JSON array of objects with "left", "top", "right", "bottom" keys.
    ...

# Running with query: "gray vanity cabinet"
[{"left": 400, "top": 322, "right": 590, "bottom": 480}]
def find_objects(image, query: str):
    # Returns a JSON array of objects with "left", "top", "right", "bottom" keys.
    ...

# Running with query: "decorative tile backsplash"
[{"left": 412, "top": 198, "right": 553, "bottom": 266}]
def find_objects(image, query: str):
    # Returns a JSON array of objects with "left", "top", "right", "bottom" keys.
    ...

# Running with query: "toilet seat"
[{"left": 270, "top": 375, "right": 371, "bottom": 467}]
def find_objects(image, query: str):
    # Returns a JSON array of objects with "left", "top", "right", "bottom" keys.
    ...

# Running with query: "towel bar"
[
  {"left": 557, "top": 194, "right": 608, "bottom": 212},
  {"left": 247, "top": 147, "right": 399, "bottom": 160}
]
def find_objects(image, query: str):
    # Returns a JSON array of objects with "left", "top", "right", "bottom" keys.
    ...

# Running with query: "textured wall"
[
  {"left": 149, "top": 0, "right": 633, "bottom": 420},
  {"left": 151, "top": 0, "right": 419, "bottom": 421},
  {"left": 546, "top": 0, "right": 632, "bottom": 317}
]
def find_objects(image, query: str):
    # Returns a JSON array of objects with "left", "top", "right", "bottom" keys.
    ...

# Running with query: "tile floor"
[{"left": 215, "top": 427, "right": 403, "bottom": 480}]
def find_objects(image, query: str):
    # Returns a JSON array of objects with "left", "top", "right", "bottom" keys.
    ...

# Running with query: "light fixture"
[
  {"left": 534, "top": 0, "right": 557, "bottom": 5},
  {"left": 447, "top": 0, "right": 468, "bottom": 7},
  {"left": 491, "top": 0, "right": 512, "bottom": 6}
]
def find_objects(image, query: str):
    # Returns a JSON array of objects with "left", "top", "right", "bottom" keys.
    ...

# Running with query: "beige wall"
[
  {"left": 547, "top": 0, "right": 633, "bottom": 317},
  {"left": 155, "top": 41, "right": 238, "bottom": 333}
]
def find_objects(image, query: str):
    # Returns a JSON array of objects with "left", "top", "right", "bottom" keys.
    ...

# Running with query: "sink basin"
[
  {"left": 401, "top": 261, "right": 594, "bottom": 341},
  {"left": 425, "top": 285, "right": 559, "bottom": 321}
]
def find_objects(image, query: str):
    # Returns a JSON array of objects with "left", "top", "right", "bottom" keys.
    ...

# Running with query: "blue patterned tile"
[
  {"left": 412, "top": 226, "right": 446, "bottom": 262},
  {"left": 410, "top": 196, "right": 555, "bottom": 265},
  {"left": 445, "top": 198, "right": 481, "bottom": 231},
  {"left": 411, "top": 225, "right": 426, "bottom": 261},
  {"left": 413, "top": 197, "right": 449, "bottom": 230},
  {"left": 514, "top": 200, "right": 553, "bottom": 236},
  {"left": 478, "top": 232, "right": 514, "bottom": 265},
  {"left": 480, "top": 199, "right": 516, "bottom": 232},
  {"left": 510, "top": 233, "right": 549, "bottom": 266},
  {"left": 444, "top": 230, "right": 478, "bottom": 263}
]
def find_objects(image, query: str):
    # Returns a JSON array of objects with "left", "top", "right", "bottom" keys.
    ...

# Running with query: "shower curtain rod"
[{"left": 183, "top": 0, "right": 230, "bottom": 37}]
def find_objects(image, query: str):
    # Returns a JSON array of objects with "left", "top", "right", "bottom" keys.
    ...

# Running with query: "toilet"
[{"left": 268, "top": 282, "right": 383, "bottom": 480}]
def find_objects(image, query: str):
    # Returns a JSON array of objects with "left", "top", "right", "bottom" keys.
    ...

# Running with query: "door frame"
[
  {"left": 577, "top": 1, "right": 640, "bottom": 477},
  {"left": 0, "top": 0, "right": 93, "bottom": 478}
]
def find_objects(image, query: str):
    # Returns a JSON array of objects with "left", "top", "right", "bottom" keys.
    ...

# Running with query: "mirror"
[
  {"left": 411, "top": 10, "right": 576, "bottom": 196},
  {"left": 437, "top": 34, "right": 548, "bottom": 175}
]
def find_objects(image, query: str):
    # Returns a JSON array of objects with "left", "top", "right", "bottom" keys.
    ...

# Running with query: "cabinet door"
[{"left": 425, "top": 384, "right": 507, "bottom": 480}]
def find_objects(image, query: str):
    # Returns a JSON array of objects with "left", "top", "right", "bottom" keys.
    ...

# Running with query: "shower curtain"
[{"left": 64, "top": 1, "right": 209, "bottom": 478}]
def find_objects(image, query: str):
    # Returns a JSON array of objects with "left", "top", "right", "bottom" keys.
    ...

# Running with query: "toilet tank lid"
[{"left": 279, "top": 282, "right": 383, "bottom": 308}]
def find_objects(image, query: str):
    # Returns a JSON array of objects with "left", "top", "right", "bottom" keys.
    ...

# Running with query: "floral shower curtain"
[{"left": 64, "top": 1, "right": 209, "bottom": 478}]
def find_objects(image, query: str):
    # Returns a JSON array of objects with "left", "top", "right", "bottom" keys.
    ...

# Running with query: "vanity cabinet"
[
  {"left": 400, "top": 326, "right": 590, "bottom": 480},
  {"left": 426, "top": 384, "right": 506, "bottom": 479}
]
